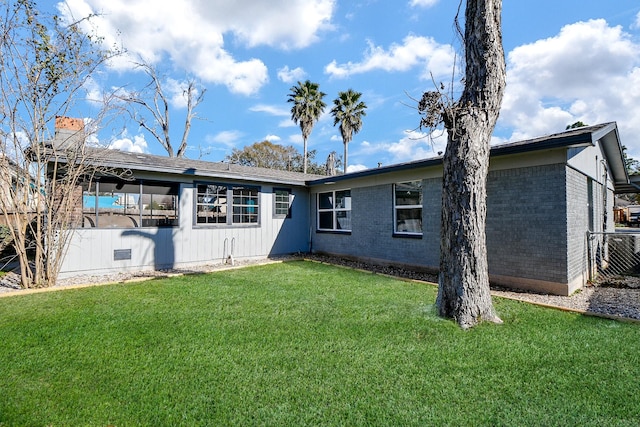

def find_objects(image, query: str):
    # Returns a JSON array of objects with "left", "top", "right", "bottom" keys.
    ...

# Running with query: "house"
[{"left": 53, "top": 121, "right": 629, "bottom": 295}]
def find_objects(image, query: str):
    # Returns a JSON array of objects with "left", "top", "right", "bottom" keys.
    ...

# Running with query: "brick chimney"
[{"left": 52, "top": 116, "right": 85, "bottom": 150}]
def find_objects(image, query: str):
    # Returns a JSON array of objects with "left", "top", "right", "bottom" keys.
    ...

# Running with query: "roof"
[
  {"left": 308, "top": 122, "right": 631, "bottom": 192},
  {"left": 49, "top": 122, "right": 631, "bottom": 192},
  {"left": 71, "top": 149, "right": 324, "bottom": 186}
]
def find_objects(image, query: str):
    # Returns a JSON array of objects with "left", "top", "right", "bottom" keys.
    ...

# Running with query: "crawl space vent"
[{"left": 114, "top": 249, "right": 132, "bottom": 261}]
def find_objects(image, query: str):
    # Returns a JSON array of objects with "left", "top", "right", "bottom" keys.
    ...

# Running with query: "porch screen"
[{"left": 82, "top": 180, "right": 178, "bottom": 228}]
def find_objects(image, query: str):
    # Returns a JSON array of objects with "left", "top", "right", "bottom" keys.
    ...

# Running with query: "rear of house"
[
  {"left": 308, "top": 123, "right": 626, "bottom": 295},
  {"left": 54, "top": 122, "right": 628, "bottom": 295}
]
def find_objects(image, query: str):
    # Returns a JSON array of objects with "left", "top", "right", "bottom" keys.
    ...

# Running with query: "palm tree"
[
  {"left": 330, "top": 89, "right": 366, "bottom": 173},
  {"left": 287, "top": 80, "right": 326, "bottom": 174}
]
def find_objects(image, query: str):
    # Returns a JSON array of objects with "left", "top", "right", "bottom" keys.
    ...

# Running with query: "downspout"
[
  {"left": 601, "top": 159, "right": 608, "bottom": 232},
  {"left": 308, "top": 189, "right": 313, "bottom": 253}
]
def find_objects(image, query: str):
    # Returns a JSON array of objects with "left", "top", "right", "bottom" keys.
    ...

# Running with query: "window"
[
  {"left": 394, "top": 181, "right": 422, "bottom": 235},
  {"left": 141, "top": 183, "right": 179, "bottom": 227},
  {"left": 82, "top": 180, "right": 178, "bottom": 228},
  {"left": 232, "top": 186, "right": 259, "bottom": 224},
  {"left": 195, "top": 183, "right": 260, "bottom": 225},
  {"left": 274, "top": 188, "right": 292, "bottom": 218},
  {"left": 196, "top": 184, "right": 227, "bottom": 224},
  {"left": 317, "top": 189, "right": 351, "bottom": 231}
]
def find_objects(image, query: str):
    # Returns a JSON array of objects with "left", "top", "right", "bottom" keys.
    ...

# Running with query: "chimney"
[{"left": 52, "top": 116, "right": 85, "bottom": 150}]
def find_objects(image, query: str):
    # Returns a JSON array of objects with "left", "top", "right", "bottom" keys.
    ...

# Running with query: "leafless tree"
[
  {"left": 418, "top": 0, "right": 506, "bottom": 328},
  {"left": 123, "top": 62, "right": 206, "bottom": 157},
  {"left": 0, "top": 0, "right": 123, "bottom": 288}
]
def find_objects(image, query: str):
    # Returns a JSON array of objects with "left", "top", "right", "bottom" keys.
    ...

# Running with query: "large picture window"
[
  {"left": 196, "top": 183, "right": 260, "bottom": 225},
  {"left": 394, "top": 181, "right": 422, "bottom": 235},
  {"left": 317, "top": 189, "right": 351, "bottom": 231},
  {"left": 82, "top": 180, "right": 179, "bottom": 228}
]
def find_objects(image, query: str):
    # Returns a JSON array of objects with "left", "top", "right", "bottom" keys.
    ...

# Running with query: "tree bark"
[
  {"left": 303, "top": 136, "right": 308, "bottom": 174},
  {"left": 344, "top": 142, "right": 348, "bottom": 174},
  {"left": 436, "top": 0, "right": 506, "bottom": 328}
]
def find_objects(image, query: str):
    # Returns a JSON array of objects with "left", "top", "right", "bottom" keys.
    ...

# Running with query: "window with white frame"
[
  {"left": 317, "top": 189, "right": 351, "bottom": 231},
  {"left": 394, "top": 181, "right": 422, "bottom": 235},
  {"left": 274, "top": 188, "right": 292, "bottom": 218}
]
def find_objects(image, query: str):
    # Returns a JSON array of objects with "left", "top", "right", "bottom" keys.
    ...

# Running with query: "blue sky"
[{"left": 55, "top": 0, "right": 640, "bottom": 172}]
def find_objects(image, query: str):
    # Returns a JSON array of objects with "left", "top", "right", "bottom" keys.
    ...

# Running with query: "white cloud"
[
  {"left": 251, "top": 104, "right": 297, "bottom": 128},
  {"left": 163, "top": 78, "right": 204, "bottom": 109},
  {"left": 82, "top": 77, "right": 103, "bottom": 104},
  {"left": 279, "top": 119, "right": 297, "bottom": 128},
  {"left": 264, "top": 134, "right": 281, "bottom": 142},
  {"left": 324, "top": 35, "right": 455, "bottom": 79},
  {"left": 108, "top": 131, "right": 148, "bottom": 153},
  {"left": 288, "top": 134, "right": 303, "bottom": 145},
  {"left": 500, "top": 19, "right": 640, "bottom": 159},
  {"left": 633, "top": 11, "right": 640, "bottom": 30},
  {"left": 250, "top": 104, "right": 290, "bottom": 116},
  {"left": 58, "top": 0, "right": 335, "bottom": 95},
  {"left": 210, "top": 130, "right": 244, "bottom": 147},
  {"left": 346, "top": 164, "right": 368, "bottom": 173},
  {"left": 409, "top": 0, "right": 439, "bottom": 7},
  {"left": 277, "top": 66, "right": 307, "bottom": 83},
  {"left": 358, "top": 130, "right": 446, "bottom": 164}
]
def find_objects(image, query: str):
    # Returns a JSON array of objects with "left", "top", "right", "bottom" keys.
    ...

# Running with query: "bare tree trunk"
[
  {"left": 177, "top": 81, "right": 205, "bottom": 158},
  {"left": 124, "top": 63, "right": 205, "bottom": 158},
  {"left": 436, "top": 0, "right": 506, "bottom": 328}
]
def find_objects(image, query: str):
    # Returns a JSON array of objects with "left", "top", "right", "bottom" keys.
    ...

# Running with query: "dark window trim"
[
  {"left": 315, "top": 230, "right": 352, "bottom": 235},
  {"left": 273, "top": 187, "right": 292, "bottom": 219},
  {"left": 194, "top": 181, "right": 261, "bottom": 227},
  {"left": 392, "top": 233, "right": 422, "bottom": 239},
  {"left": 82, "top": 178, "right": 179, "bottom": 229}
]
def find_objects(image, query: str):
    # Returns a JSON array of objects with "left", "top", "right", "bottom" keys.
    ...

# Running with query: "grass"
[{"left": 0, "top": 260, "right": 639, "bottom": 426}]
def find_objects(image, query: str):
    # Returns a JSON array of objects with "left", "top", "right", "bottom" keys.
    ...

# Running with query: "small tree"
[
  {"left": 330, "top": 89, "right": 367, "bottom": 172},
  {"left": 0, "top": 0, "right": 121, "bottom": 288},
  {"left": 287, "top": 80, "right": 326, "bottom": 174},
  {"left": 122, "top": 62, "right": 206, "bottom": 158}
]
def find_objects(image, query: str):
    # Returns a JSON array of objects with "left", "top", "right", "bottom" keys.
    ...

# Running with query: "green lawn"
[{"left": 1, "top": 260, "right": 639, "bottom": 426}]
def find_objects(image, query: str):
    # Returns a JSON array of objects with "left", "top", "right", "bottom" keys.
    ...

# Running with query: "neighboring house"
[
  {"left": 0, "top": 155, "right": 42, "bottom": 226},
  {"left": 54, "top": 121, "right": 629, "bottom": 296}
]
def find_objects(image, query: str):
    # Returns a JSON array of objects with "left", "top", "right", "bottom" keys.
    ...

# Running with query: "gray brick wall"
[
  {"left": 565, "top": 168, "right": 613, "bottom": 284},
  {"left": 311, "top": 162, "right": 599, "bottom": 289},
  {"left": 312, "top": 180, "right": 440, "bottom": 269},
  {"left": 486, "top": 164, "right": 567, "bottom": 283},
  {"left": 566, "top": 168, "right": 589, "bottom": 283}
]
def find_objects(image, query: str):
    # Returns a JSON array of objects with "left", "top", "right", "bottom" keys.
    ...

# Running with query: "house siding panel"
[{"left": 59, "top": 185, "right": 310, "bottom": 277}]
